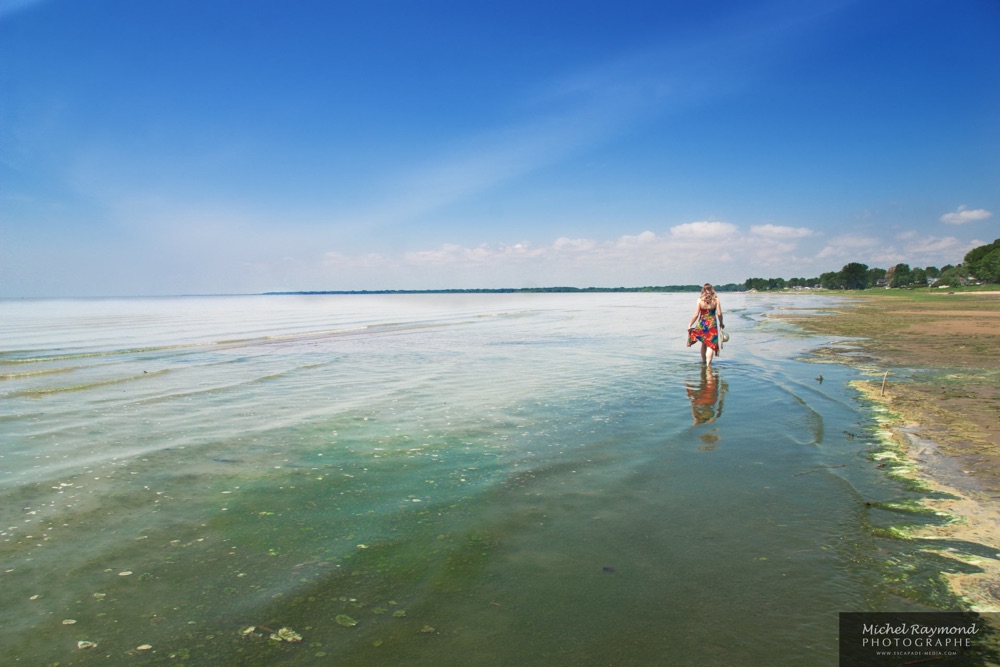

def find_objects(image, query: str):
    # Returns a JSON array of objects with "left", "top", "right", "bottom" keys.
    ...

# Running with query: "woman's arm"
[
  {"left": 717, "top": 302, "right": 724, "bottom": 328},
  {"left": 688, "top": 301, "right": 702, "bottom": 327}
]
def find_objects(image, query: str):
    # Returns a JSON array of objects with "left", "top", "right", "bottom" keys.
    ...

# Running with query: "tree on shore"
[
  {"left": 866, "top": 267, "right": 887, "bottom": 287},
  {"left": 888, "top": 263, "right": 912, "bottom": 288},
  {"left": 744, "top": 276, "right": 819, "bottom": 291},
  {"left": 745, "top": 239, "right": 1000, "bottom": 291},
  {"left": 964, "top": 238, "right": 1000, "bottom": 284},
  {"left": 936, "top": 264, "right": 967, "bottom": 287},
  {"left": 840, "top": 262, "right": 869, "bottom": 289}
]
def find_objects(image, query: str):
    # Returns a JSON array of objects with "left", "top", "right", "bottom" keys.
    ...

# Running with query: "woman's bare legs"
[{"left": 702, "top": 344, "right": 715, "bottom": 366}]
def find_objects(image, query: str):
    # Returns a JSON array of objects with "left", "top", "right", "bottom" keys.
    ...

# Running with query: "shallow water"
[{"left": 0, "top": 293, "right": 974, "bottom": 665}]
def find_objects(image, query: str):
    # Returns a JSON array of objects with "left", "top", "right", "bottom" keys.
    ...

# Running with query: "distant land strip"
[{"left": 263, "top": 285, "right": 744, "bottom": 296}]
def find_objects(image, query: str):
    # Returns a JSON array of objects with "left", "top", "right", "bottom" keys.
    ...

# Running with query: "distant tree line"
[
  {"left": 269, "top": 239, "right": 1000, "bottom": 295},
  {"left": 745, "top": 238, "right": 1000, "bottom": 291},
  {"left": 268, "top": 284, "right": 746, "bottom": 296}
]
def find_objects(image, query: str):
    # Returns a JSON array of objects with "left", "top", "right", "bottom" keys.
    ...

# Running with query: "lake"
[{"left": 0, "top": 293, "right": 964, "bottom": 665}]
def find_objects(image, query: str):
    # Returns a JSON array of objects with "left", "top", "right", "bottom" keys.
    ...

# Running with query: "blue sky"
[{"left": 1, "top": 0, "right": 998, "bottom": 296}]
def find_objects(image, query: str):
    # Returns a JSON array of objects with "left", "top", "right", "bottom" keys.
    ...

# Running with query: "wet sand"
[{"left": 778, "top": 289, "right": 1000, "bottom": 613}]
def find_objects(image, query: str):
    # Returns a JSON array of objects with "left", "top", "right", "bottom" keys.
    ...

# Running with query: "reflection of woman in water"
[
  {"left": 687, "top": 283, "right": 724, "bottom": 366},
  {"left": 686, "top": 366, "right": 726, "bottom": 425}
]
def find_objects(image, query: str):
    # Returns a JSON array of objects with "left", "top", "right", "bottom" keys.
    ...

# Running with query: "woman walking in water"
[{"left": 687, "top": 283, "right": 724, "bottom": 366}]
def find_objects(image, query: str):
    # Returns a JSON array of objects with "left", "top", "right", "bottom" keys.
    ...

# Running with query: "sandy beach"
[{"left": 780, "top": 289, "right": 1000, "bottom": 614}]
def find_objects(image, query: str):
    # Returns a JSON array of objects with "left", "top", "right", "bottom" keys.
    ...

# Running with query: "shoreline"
[{"left": 778, "top": 290, "right": 1000, "bottom": 614}]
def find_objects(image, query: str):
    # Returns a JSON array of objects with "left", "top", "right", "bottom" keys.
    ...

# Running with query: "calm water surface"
[{"left": 0, "top": 293, "right": 967, "bottom": 665}]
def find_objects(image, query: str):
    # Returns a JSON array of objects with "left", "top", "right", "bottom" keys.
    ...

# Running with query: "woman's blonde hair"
[{"left": 700, "top": 283, "right": 717, "bottom": 305}]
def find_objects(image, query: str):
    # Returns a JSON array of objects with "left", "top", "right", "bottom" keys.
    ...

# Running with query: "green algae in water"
[
  {"left": 272, "top": 627, "right": 303, "bottom": 642},
  {"left": 434, "top": 531, "right": 497, "bottom": 593},
  {"left": 335, "top": 615, "right": 358, "bottom": 628},
  {"left": 870, "top": 499, "right": 952, "bottom": 517},
  {"left": 871, "top": 525, "right": 920, "bottom": 540}
]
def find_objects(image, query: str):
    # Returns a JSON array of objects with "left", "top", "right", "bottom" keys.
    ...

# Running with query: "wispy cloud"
[
  {"left": 351, "top": 70, "right": 674, "bottom": 231},
  {"left": 349, "top": 4, "right": 852, "bottom": 233},
  {"left": 0, "top": 0, "right": 47, "bottom": 21},
  {"left": 814, "top": 231, "right": 973, "bottom": 270},
  {"left": 940, "top": 205, "right": 993, "bottom": 225},
  {"left": 817, "top": 234, "right": 881, "bottom": 259},
  {"left": 750, "top": 224, "right": 816, "bottom": 239},
  {"left": 902, "top": 235, "right": 961, "bottom": 255},
  {"left": 315, "top": 219, "right": 812, "bottom": 288},
  {"left": 225, "top": 214, "right": 971, "bottom": 292},
  {"left": 669, "top": 221, "right": 739, "bottom": 240}
]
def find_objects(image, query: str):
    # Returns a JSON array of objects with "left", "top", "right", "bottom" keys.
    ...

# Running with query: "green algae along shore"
[{"left": 780, "top": 289, "right": 1000, "bottom": 614}]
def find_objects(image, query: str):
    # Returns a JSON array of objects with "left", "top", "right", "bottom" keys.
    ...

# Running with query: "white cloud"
[
  {"left": 817, "top": 235, "right": 880, "bottom": 259},
  {"left": 749, "top": 241, "right": 799, "bottom": 264},
  {"left": 902, "top": 235, "right": 962, "bottom": 256},
  {"left": 616, "top": 230, "right": 658, "bottom": 247},
  {"left": 940, "top": 205, "right": 992, "bottom": 225},
  {"left": 308, "top": 217, "right": 845, "bottom": 289},
  {"left": 553, "top": 237, "right": 597, "bottom": 252},
  {"left": 750, "top": 224, "right": 816, "bottom": 239},
  {"left": 402, "top": 242, "right": 547, "bottom": 267},
  {"left": 323, "top": 251, "right": 391, "bottom": 269},
  {"left": 669, "top": 221, "right": 738, "bottom": 239},
  {"left": 810, "top": 231, "right": 971, "bottom": 271},
  {"left": 312, "top": 221, "right": 755, "bottom": 290}
]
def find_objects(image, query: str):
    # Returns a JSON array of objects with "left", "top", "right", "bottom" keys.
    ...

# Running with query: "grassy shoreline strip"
[{"left": 779, "top": 290, "right": 1000, "bottom": 614}]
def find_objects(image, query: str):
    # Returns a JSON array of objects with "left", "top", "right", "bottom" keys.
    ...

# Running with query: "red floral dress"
[{"left": 687, "top": 307, "right": 720, "bottom": 354}]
